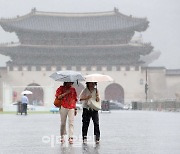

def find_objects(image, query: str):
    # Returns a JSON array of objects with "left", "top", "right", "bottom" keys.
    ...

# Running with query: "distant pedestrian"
[
  {"left": 55, "top": 82, "right": 78, "bottom": 144},
  {"left": 21, "top": 94, "right": 29, "bottom": 115},
  {"left": 79, "top": 82, "right": 100, "bottom": 144}
]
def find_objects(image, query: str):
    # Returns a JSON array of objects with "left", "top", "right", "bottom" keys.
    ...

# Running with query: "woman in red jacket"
[{"left": 55, "top": 82, "right": 77, "bottom": 144}]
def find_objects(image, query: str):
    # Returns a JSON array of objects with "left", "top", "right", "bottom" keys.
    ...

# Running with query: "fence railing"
[{"left": 131, "top": 101, "right": 180, "bottom": 112}]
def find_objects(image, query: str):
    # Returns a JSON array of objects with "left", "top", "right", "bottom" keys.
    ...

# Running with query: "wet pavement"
[{"left": 0, "top": 110, "right": 180, "bottom": 154}]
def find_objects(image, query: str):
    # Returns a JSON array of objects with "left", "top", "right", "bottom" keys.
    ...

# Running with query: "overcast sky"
[{"left": 0, "top": 0, "right": 180, "bottom": 69}]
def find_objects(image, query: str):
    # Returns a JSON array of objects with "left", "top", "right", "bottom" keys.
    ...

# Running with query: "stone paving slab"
[{"left": 0, "top": 110, "right": 180, "bottom": 154}]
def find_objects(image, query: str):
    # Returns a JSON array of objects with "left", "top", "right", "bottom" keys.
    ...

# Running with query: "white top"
[
  {"left": 21, "top": 95, "right": 29, "bottom": 104},
  {"left": 79, "top": 88, "right": 98, "bottom": 109}
]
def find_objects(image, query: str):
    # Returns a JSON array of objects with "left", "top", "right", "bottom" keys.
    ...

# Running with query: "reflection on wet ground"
[
  {"left": 0, "top": 110, "right": 180, "bottom": 154},
  {"left": 59, "top": 143, "right": 100, "bottom": 154}
]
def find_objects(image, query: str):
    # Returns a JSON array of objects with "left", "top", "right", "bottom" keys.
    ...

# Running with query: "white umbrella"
[
  {"left": 49, "top": 70, "right": 85, "bottom": 82},
  {"left": 21, "top": 90, "right": 33, "bottom": 95},
  {"left": 85, "top": 74, "right": 113, "bottom": 82}
]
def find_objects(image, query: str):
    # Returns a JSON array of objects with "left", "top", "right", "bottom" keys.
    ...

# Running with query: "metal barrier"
[
  {"left": 14, "top": 101, "right": 23, "bottom": 114},
  {"left": 132, "top": 101, "right": 180, "bottom": 112},
  {"left": 101, "top": 100, "right": 110, "bottom": 111}
]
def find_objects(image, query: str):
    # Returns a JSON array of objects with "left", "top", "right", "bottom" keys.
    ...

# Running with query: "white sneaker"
[{"left": 83, "top": 139, "right": 87, "bottom": 143}]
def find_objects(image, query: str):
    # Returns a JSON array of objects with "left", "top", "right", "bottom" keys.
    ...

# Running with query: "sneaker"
[
  {"left": 68, "top": 137, "right": 73, "bottom": 144},
  {"left": 83, "top": 139, "right": 87, "bottom": 144},
  {"left": 60, "top": 137, "right": 65, "bottom": 143},
  {"left": 96, "top": 140, "right": 100, "bottom": 144}
]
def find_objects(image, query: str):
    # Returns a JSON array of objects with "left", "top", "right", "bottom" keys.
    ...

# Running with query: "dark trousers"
[
  {"left": 82, "top": 108, "right": 100, "bottom": 141},
  {"left": 21, "top": 104, "right": 27, "bottom": 115}
]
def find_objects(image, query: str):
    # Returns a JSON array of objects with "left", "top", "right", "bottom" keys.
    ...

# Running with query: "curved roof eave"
[
  {"left": 0, "top": 8, "right": 149, "bottom": 33},
  {"left": 0, "top": 42, "right": 153, "bottom": 50}
]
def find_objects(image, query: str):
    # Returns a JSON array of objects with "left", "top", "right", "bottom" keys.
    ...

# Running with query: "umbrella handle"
[{"left": 95, "top": 83, "right": 98, "bottom": 93}]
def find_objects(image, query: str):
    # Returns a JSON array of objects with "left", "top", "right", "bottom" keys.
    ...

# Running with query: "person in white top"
[
  {"left": 21, "top": 94, "right": 29, "bottom": 115},
  {"left": 79, "top": 82, "right": 100, "bottom": 144}
]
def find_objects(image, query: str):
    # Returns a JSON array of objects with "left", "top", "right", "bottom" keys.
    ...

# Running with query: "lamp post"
[{"left": 145, "top": 68, "right": 148, "bottom": 102}]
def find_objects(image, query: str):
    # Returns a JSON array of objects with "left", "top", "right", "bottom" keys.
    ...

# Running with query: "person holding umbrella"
[
  {"left": 20, "top": 90, "right": 32, "bottom": 115},
  {"left": 79, "top": 82, "right": 101, "bottom": 144},
  {"left": 55, "top": 82, "right": 78, "bottom": 144},
  {"left": 21, "top": 94, "right": 29, "bottom": 115},
  {"left": 50, "top": 70, "right": 85, "bottom": 144}
]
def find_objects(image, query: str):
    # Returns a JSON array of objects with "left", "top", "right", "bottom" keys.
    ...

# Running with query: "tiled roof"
[
  {"left": 0, "top": 8, "right": 149, "bottom": 33},
  {"left": 0, "top": 43, "right": 153, "bottom": 66}
]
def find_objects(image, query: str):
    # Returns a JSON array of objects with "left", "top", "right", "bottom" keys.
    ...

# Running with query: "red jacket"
[{"left": 55, "top": 86, "right": 77, "bottom": 109}]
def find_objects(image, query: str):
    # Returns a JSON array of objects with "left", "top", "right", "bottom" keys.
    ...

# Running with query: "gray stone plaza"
[{"left": 0, "top": 110, "right": 180, "bottom": 154}]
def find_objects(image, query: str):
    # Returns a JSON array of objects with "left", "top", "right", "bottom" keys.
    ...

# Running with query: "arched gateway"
[
  {"left": 105, "top": 83, "right": 124, "bottom": 103},
  {"left": 25, "top": 83, "right": 44, "bottom": 106}
]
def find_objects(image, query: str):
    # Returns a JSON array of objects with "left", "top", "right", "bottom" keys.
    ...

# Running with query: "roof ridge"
[
  {"left": 0, "top": 8, "right": 117, "bottom": 22},
  {"left": 0, "top": 7, "right": 147, "bottom": 21},
  {"left": 32, "top": 8, "right": 147, "bottom": 20},
  {"left": 35, "top": 10, "right": 116, "bottom": 17}
]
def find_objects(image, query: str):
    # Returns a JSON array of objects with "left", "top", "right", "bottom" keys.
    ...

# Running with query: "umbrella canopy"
[
  {"left": 49, "top": 70, "right": 85, "bottom": 82},
  {"left": 21, "top": 90, "right": 33, "bottom": 95},
  {"left": 85, "top": 74, "right": 113, "bottom": 82}
]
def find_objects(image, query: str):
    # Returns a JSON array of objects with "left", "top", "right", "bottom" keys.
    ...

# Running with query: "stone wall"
[
  {"left": 145, "top": 67, "right": 167, "bottom": 101},
  {"left": 1, "top": 66, "right": 180, "bottom": 111},
  {"left": 166, "top": 75, "right": 180, "bottom": 100}
]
